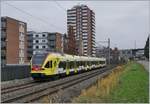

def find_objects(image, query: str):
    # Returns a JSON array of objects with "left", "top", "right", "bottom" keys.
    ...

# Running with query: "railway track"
[
  {"left": 1, "top": 78, "right": 34, "bottom": 91},
  {"left": 1, "top": 66, "right": 115, "bottom": 103},
  {"left": 1, "top": 82, "right": 39, "bottom": 94}
]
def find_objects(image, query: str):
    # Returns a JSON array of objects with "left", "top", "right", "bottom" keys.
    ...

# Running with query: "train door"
[
  {"left": 66, "top": 61, "right": 70, "bottom": 75},
  {"left": 52, "top": 59, "right": 57, "bottom": 74},
  {"left": 74, "top": 61, "right": 77, "bottom": 73},
  {"left": 85, "top": 61, "right": 88, "bottom": 70}
]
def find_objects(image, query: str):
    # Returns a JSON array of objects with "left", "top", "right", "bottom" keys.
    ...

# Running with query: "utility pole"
[
  {"left": 96, "top": 38, "right": 111, "bottom": 65},
  {"left": 108, "top": 38, "right": 110, "bottom": 65},
  {"left": 134, "top": 40, "right": 136, "bottom": 49}
]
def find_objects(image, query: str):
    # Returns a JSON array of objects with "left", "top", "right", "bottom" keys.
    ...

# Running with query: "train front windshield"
[{"left": 32, "top": 54, "right": 47, "bottom": 66}]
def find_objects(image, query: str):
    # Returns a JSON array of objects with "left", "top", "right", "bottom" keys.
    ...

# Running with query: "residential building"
[
  {"left": 27, "top": 31, "right": 34, "bottom": 60},
  {"left": 67, "top": 5, "right": 96, "bottom": 56},
  {"left": 1, "top": 16, "right": 27, "bottom": 66},
  {"left": 27, "top": 32, "right": 63, "bottom": 59},
  {"left": 63, "top": 33, "right": 68, "bottom": 54},
  {"left": 64, "top": 25, "right": 76, "bottom": 55}
]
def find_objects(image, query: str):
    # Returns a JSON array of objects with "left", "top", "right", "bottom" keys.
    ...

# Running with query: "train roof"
[{"left": 33, "top": 52, "right": 106, "bottom": 61}]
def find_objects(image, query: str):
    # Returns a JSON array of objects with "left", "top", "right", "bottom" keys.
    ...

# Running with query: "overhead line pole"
[
  {"left": 96, "top": 38, "right": 110, "bottom": 65},
  {"left": 108, "top": 38, "right": 110, "bottom": 65}
]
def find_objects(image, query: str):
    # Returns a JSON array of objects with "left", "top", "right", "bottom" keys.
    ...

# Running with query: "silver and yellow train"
[{"left": 30, "top": 52, "right": 106, "bottom": 80}]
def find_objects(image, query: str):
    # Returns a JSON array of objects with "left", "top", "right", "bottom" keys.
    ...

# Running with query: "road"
[{"left": 137, "top": 60, "right": 149, "bottom": 72}]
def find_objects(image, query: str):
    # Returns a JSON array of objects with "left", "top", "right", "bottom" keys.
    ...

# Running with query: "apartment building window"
[
  {"left": 35, "top": 40, "right": 39, "bottom": 43},
  {"left": 42, "top": 34, "right": 46, "bottom": 37},
  {"left": 50, "top": 40, "right": 55, "bottom": 46},
  {"left": 19, "top": 33, "right": 25, "bottom": 41},
  {"left": 50, "top": 35, "right": 56, "bottom": 40},
  {"left": 19, "top": 43, "right": 24, "bottom": 49},
  {"left": 19, "top": 57, "right": 24, "bottom": 64},
  {"left": 36, "top": 46, "right": 39, "bottom": 49},
  {"left": 83, "top": 26, "right": 88, "bottom": 29},
  {"left": 19, "top": 49, "right": 24, "bottom": 57},
  {"left": 2, "top": 28, "right": 6, "bottom": 32},
  {"left": 1, "top": 55, "right": 6, "bottom": 59},
  {"left": 50, "top": 46, "right": 55, "bottom": 49},
  {"left": 35, "top": 35, "right": 39, "bottom": 37},
  {"left": 42, "top": 46, "right": 46, "bottom": 49},
  {"left": 1, "top": 21, "right": 6, "bottom": 27},
  {"left": 82, "top": 33, "right": 88, "bottom": 37},
  {"left": 82, "top": 23, "right": 87, "bottom": 26},
  {"left": 82, "top": 19, "right": 88, "bottom": 22},
  {"left": 42, "top": 39, "right": 46, "bottom": 43},
  {"left": 82, "top": 13, "right": 87, "bottom": 16},
  {"left": 82, "top": 30, "right": 87, "bottom": 33}
]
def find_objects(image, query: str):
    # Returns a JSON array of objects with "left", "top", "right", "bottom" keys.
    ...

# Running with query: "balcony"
[
  {"left": 1, "top": 41, "right": 6, "bottom": 48},
  {"left": 1, "top": 31, "right": 6, "bottom": 38},
  {"left": 1, "top": 22, "right": 6, "bottom": 28},
  {"left": 1, "top": 50, "right": 6, "bottom": 56}
]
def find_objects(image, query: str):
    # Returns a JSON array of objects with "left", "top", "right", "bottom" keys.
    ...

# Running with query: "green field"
[
  {"left": 109, "top": 62, "right": 149, "bottom": 103},
  {"left": 73, "top": 62, "right": 149, "bottom": 103}
]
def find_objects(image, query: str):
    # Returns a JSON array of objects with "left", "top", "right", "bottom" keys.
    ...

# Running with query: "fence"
[{"left": 1, "top": 65, "right": 31, "bottom": 81}]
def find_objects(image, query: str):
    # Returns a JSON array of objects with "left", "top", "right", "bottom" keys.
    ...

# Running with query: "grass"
[
  {"left": 72, "top": 62, "right": 149, "bottom": 103},
  {"left": 109, "top": 62, "right": 149, "bottom": 103}
]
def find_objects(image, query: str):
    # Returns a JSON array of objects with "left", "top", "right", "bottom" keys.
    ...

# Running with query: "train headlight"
[{"left": 32, "top": 65, "right": 42, "bottom": 71}]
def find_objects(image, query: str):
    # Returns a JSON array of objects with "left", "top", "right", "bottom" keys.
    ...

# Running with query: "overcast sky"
[{"left": 1, "top": 1, "right": 150, "bottom": 49}]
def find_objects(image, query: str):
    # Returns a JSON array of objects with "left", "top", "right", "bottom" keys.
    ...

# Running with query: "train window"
[
  {"left": 100, "top": 61, "right": 104, "bottom": 64},
  {"left": 54, "top": 61, "right": 57, "bottom": 67},
  {"left": 45, "top": 61, "right": 50, "bottom": 68},
  {"left": 88, "top": 61, "right": 91, "bottom": 66},
  {"left": 45, "top": 61, "right": 52, "bottom": 68},
  {"left": 80, "top": 61, "right": 82, "bottom": 66},
  {"left": 70, "top": 61, "right": 74, "bottom": 69},
  {"left": 78, "top": 61, "right": 80, "bottom": 66},
  {"left": 76, "top": 61, "right": 79, "bottom": 67},
  {"left": 74, "top": 61, "right": 77, "bottom": 68},
  {"left": 59, "top": 61, "right": 66, "bottom": 69},
  {"left": 85, "top": 62, "right": 87, "bottom": 66},
  {"left": 82, "top": 61, "right": 83, "bottom": 66},
  {"left": 50, "top": 61, "right": 52, "bottom": 68},
  {"left": 89, "top": 61, "right": 91, "bottom": 66},
  {"left": 96, "top": 61, "right": 98, "bottom": 65},
  {"left": 69, "top": 62, "right": 71, "bottom": 69},
  {"left": 91, "top": 61, "right": 94, "bottom": 65},
  {"left": 83, "top": 61, "right": 86, "bottom": 66},
  {"left": 32, "top": 54, "right": 47, "bottom": 66}
]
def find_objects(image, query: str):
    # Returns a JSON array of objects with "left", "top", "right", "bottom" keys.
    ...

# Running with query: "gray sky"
[{"left": 1, "top": 1, "right": 150, "bottom": 49}]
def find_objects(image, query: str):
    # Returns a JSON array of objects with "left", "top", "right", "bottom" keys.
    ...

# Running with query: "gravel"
[
  {"left": 33, "top": 70, "right": 111, "bottom": 103},
  {"left": 1, "top": 66, "right": 114, "bottom": 103},
  {"left": 1, "top": 77, "right": 33, "bottom": 89}
]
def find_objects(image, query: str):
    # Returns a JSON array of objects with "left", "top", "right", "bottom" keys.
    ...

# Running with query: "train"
[{"left": 30, "top": 52, "right": 106, "bottom": 80}]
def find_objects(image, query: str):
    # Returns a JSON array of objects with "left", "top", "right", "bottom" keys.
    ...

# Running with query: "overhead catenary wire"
[
  {"left": 54, "top": 1, "right": 66, "bottom": 12},
  {"left": 4, "top": 2, "right": 64, "bottom": 31}
]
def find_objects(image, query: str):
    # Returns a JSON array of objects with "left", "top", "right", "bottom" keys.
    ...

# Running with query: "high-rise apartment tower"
[{"left": 67, "top": 5, "right": 96, "bottom": 56}]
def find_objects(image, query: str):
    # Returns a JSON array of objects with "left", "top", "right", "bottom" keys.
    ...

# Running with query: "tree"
[{"left": 144, "top": 35, "right": 149, "bottom": 59}]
